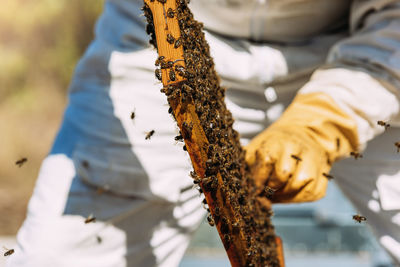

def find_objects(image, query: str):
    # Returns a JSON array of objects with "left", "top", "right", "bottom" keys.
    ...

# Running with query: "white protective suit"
[{"left": 7, "top": 0, "right": 400, "bottom": 266}]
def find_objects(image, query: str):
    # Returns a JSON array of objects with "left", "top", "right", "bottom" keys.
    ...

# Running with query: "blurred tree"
[
  {"left": 0, "top": 0, "right": 105, "bottom": 235},
  {"left": 0, "top": 0, "right": 104, "bottom": 101}
]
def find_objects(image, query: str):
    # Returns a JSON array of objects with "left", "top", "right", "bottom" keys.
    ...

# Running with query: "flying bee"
[
  {"left": 3, "top": 247, "right": 14, "bottom": 257},
  {"left": 81, "top": 160, "right": 90, "bottom": 169},
  {"left": 96, "top": 235, "right": 102, "bottom": 244},
  {"left": 15, "top": 157, "right": 27, "bottom": 167},
  {"left": 395, "top": 142, "right": 400, "bottom": 153},
  {"left": 377, "top": 120, "right": 390, "bottom": 129},
  {"left": 350, "top": 151, "right": 363, "bottom": 159},
  {"left": 166, "top": 34, "right": 175, "bottom": 44},
  {"left": 336, "top": 138, "right": 340, "bottom": 151},
  {"left": 207, "top": 213, "right": 215, "bottom": 226},
  {"left": 322, "top": 172, "right": 334, "bottom": 180},
  {"left": 167, "top": 8, "right": 174, "bottom": 18},
  {"left": 130, "top": 108, "right": 136, "bottom": 120},
  {"left": 352, "top": 214, "right": 367, "bottom": 223},
  {"left": 145, "top": 130, "right": 155, "bottom": 140},
  {"left": 155, "top": 69, "right": 162, "bottom": 81},
  {"left": 84, "top": 214, "right": 96, "bottom": 224},
  {"left": 291, "top": 154, "right": 302, "bottom": 163}
]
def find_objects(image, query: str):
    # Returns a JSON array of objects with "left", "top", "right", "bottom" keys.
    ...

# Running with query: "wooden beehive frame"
[{"left": 142, "top": 0, "right": 284, "bottom": 266}]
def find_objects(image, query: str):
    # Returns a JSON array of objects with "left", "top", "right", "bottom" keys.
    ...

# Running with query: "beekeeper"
[{"left": 8, "top": 0, "right": 400, "bottom": 266}]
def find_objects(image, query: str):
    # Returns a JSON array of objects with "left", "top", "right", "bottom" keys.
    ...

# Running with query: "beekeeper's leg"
[
  {"left": 332, "top": 127, "right": 400, "bottom": 265},
  {"left": 8, "top": 153, "right": 203, "bottom": 267}
]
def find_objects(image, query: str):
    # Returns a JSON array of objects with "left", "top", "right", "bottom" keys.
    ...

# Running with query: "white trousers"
[{"left": 8, "top": 0, "right": 400, "bottom": 265}]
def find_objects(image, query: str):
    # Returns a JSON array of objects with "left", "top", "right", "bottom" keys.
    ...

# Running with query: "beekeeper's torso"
[{"left": 190, "top": 0, "right": 350, "bottom": 42}]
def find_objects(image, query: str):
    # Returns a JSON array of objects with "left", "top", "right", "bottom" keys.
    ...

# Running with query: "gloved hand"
[{"left": 245, "top": 92, "right": 359, "bottom": 203}]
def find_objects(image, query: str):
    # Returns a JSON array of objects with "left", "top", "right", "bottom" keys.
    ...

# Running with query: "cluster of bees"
[{"left": 143, "top": 0, "right": 279, "bottom": 266}]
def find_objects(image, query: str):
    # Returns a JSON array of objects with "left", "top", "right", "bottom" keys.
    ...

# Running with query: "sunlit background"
[
  {"left": 0, "top": 0, "right": 103, "bottom": 235},
  {"left": 0, "top": 1, "right": 394, "bottom": 266}
]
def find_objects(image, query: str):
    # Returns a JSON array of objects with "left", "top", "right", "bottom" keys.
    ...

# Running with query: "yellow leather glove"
[{"left": 245, "top": 92, "right": 359, "bottom": 203}]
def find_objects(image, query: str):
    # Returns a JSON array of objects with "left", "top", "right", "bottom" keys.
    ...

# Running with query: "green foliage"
[{"left": 0, "top": 0, "right": 105, "bottom": 101}]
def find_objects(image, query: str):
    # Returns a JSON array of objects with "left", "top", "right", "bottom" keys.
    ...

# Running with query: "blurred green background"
[{"left": 0, "top": 0, "right": 104, "bottom": 234}]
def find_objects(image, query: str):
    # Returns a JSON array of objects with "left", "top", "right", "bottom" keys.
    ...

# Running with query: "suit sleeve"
[{"left": 299, "top": 0, "right": 400, "bottom": 149}]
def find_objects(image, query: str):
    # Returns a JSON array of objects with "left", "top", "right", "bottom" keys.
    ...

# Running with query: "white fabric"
[
  {"left": 299, "top": 68, "right": 400, "bottom": 149},
  {"left": 332, "top": 127, "right": 400, "bottom": 264},
  {"left": 8, "top": 155, "right": 205, "bottom": 267},
  {"left": 205, "top": 31, "right": 288, "bottom": 85}
]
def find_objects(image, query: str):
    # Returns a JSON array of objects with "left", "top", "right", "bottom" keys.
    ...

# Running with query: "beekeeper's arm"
[{"left": 246, "top": 0, "right": 400, "bottom": 203}]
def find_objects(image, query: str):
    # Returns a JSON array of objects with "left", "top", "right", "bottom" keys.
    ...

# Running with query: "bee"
[
  {"left": 175, "top": 65, "right": 186, "bottom": 76},
  {"left": 322, "top": 172, "right": 334, "bottom": 180},
  {"left": 220, "top": 217, "right": 230, "bottom": 234},
  {"left": 155, "top": 56, "right": 165, "bottom": 66},
  {"left": 166, "top": 34, "right": 175, "bottom": 44},
  {"left": 130, "top": 109, "right": 136, "bottom": 120},
  {"left": 167, "top": 8, "right": 174, "bottom": 18},
  {"left": 207, "top": 213, "right": 215, "bottom": 226},
  {"left": 84, "top": 214, "right": 96, "bottom": 224},
  {"left": 189, "top": 171, "right": 201, "bottom": 184},
  {"left": 395, "top": 142, "right": 400, "bottom": 153},
  {"left": 81, "top": 160, "right": 90, "bottom": 169},
  {"left": 155, "top": 69, "right": 162, "bottom": 81},
  {"left": 169, "top": 70, "right": 176, "bottom": 81},
  {"left": 350, "top": 151, "right": 363, "bottom": 159},
  {"left": 291, "top": 154, "right": 302, "bottom": 163},
  {"left": 174, "top": 134, "right": 183, "bottom": 142},
  {"left": 15, "top": 157, "right": 27, "bottom": 167},
  {"left": 223, "top": 234, "right": 231, "bottom": 247},
  {"left": 181, "top": 122, "right": 193, "bottom": 140},
  {"left": 145, "top": 130, "right": 155, "bottom": 140},
  {"left": 352, "top": 214, "right": 367, "bottom": 223},
  {"left": 3, "top": 247, "right": 14, "bottom": 257},
  {"left": 264, "top": 186, "right": 276, "bottom": 198},
  {"left": 96, "top": 235, "right": 102, "bottom": 244},
  {"left": 174, "top": 38, "right": 182, "bottom": 49},
  {"left": 377, "top": 120, "right": 390, "bottom": 130}
]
